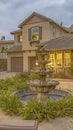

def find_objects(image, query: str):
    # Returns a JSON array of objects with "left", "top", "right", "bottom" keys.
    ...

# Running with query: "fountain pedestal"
[{"left": 37, "top": 92, "right": 48, "bottom": 101}]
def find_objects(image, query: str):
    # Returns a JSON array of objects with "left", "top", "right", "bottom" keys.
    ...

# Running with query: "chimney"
[{"left": 1, "top": 36, "right": 5, "bottom": 40}]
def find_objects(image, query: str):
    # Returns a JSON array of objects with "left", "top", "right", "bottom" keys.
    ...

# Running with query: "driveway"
[{"left": 0, "top": 71, "right": 19, "bottom": 79}]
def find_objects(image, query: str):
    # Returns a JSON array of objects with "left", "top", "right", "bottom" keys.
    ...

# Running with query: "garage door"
[{"left": 11, "top": 57, "right": 23, "bottom": 72}]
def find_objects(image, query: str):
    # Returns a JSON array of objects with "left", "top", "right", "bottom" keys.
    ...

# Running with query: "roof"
[
  {"left": 43, "top": 34, "right": 73, "bottom": 51},
  {"left": 18, "top": 12, "right": 68, "bottom": 32},
  {"left": 0, "top": 40, "right": 14, "bottom": 44},
  {"left": 7, "top": 45, "right": 22, "bottom": 52},
  {"left": 69, "top": 24, "right": 73, "bottom": 33},
  {"left": 10, "top": 29, "right": 22, "bottom": 35}
]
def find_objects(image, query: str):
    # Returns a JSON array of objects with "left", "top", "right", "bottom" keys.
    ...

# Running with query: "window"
[
  {"left": 31, "top": 27, "right": 39, "bottom": 41},
  {"left": 28, "top": 27, "right": 42, "bottom": 42},
  {"left": 18, "top": 35, "right": 22, "bottom": 42},
  {"left": 49, "top": 53, "right": 55, "bottom": 67},
  {"left": 56, "top": 52, "right": 62, "bottom": 67},
  {"left": 64, "top": 52, "right": 71, "bottom": 67},
  {"left": 46, "top": 53, "right": 55, "bottom": 68}
]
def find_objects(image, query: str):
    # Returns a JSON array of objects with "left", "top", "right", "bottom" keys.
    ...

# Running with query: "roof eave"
[{"left": 10, "top": 30, "right": 22, "bottom": 35}]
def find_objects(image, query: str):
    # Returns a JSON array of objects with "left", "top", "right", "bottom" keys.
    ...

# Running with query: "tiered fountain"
[
  {"left": 16, "top": 45, "right": 70, "bottom": 102},
  {"left": 27, "top": 45, "right": 59, "bottom": 101}
]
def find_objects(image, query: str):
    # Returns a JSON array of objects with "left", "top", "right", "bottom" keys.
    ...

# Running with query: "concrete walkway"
[
  {"left": 0, "top": 108, "right": 72, "bottom": 130},
  {"left": 0, "top": 109, "right": 73, "bottom": 130},
  {"left": 38, "top": 117, "right": 73, "bottom": 130}
]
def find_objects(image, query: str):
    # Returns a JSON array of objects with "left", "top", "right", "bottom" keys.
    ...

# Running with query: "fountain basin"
[
  {"left": 27, "top": 80, "right": 59, "bottom": 92},
  {"left": 15, "top": 89, "right": 70, "bottom": 102}
]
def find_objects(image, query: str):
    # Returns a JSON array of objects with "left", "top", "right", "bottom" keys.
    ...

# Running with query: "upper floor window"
[
  {"left": 28, "top": 27, "right": 42, "bottom": 42},
  {"left": 31, "top": 27, "right": 39, "bottom": 41},
  {"left": 18, "top": 35, "right": 22, "bottom": 43}
]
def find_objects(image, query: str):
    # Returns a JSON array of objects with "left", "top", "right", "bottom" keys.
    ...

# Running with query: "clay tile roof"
[
  {"left": 43, "top": 34, "right": 73, "bottom": 50},
  {"left": 7, "top": 45, "right": 22, "bottom": 52}
]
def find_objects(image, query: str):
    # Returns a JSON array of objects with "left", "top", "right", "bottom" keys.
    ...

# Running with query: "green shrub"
[
  {"left": 0, "top": 75, "right": 29, "bottom": 93},
  {"left": 29, "top": 73, "right": 40, "bottom": 80},
  {"left": 0, "top": 91, "right": 23, "bottom": 115},
  {"left": 19, "top": 72, "right": 29, "bottom": 81},
  {"left": 0, "top": 75, "right": 28, "bottom": 116},
  {"left": 21, "top": 96, "right": 73, "bottom": 122}
]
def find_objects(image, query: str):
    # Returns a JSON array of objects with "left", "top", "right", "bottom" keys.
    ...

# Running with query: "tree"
[{"left": 0, "top": 46, "right": 8, "bottom": 59}]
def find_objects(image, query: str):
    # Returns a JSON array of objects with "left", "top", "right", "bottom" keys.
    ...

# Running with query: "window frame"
[
  {"left": 64, "top": 51, "right": 71, "bottom": 67},
  {"left": 31, "top": 27, "right": 40, "bottom": 41},
  {"left": 28, "top": 26, "right": 42, "bottom": 42},
  {"left": 18, "top": 35, "right": 22, "bottom": 43},
  {"left": 49, "top": 52, "right": 55, "bottom": 67},
  {"left": 56, "top": 51, "right": 62, "bottom": 67}
]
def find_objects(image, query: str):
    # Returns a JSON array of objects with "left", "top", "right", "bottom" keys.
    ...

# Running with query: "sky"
[{"left": 0, "top": 0, "right": 73, "bottom": 40}]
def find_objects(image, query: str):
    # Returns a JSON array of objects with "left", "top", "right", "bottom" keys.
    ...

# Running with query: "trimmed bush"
[
  {"left": 0, "top": 91, "right": 23, "bottom": 115},
  {"left": 22, "top": 96, "right": 73, "bottom": 122}
]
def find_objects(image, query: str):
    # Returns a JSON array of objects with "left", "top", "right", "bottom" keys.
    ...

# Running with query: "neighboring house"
[
  {"left": 0, "top": 36, "right": 14, "bottom": 71},
  {"left": 7, "top": 12, "right": 73, "bottom": 77}
]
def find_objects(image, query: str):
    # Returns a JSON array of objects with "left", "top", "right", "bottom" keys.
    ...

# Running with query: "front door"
[{"left": 28, "top": 56, "right": 36, "bottom": 70}]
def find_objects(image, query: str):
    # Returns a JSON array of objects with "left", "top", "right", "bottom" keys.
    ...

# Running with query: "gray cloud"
[{"left": 0, "top": 0, "right": 73, "bottom": 39}]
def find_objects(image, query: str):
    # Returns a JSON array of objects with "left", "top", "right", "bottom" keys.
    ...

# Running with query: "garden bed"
[{"left": 0, "top": 74, "right": 73, "bottom": 122}]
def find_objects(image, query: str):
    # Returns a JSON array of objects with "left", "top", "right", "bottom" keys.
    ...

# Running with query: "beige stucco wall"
[
  {"left": 50, "top": 24, "right": 66, "bottom": 39},
  {"left": 13, "top": 32, "right": 22, "bottom": 45},
  {"left": 22, "top": 21, "right": 50, "bottom": 50},
  {"left": 23, "top": 51, "right": 35, "bottom": 72}
]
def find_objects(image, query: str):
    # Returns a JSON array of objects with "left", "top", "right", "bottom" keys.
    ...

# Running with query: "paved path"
[
  {"left": 38, "top": 117, "right": 73, "bottom": 130},
  {"left": 56, "top": 78, "right": 73, "bottom": 91},
  {"left": 0, "top": 109, "right": 73, "bottom": 130}
]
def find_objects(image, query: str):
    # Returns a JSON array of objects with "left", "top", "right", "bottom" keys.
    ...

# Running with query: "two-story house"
[
  {"left": 0, "top": 36, "right": 14, "bottom": 71},
  {"left": 7, "top": 12, "right": 73, "bottom": 77}
]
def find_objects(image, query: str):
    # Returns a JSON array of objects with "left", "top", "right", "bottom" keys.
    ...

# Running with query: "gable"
[
  {"left": 18, "top": 12, "right": 50, "bottom": 28},
  {"left": 25, "top": 16, "right": 45, "bottom": 24},
  {"left": 18, "top": 12, "right": 68, "bottom": 33}
]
